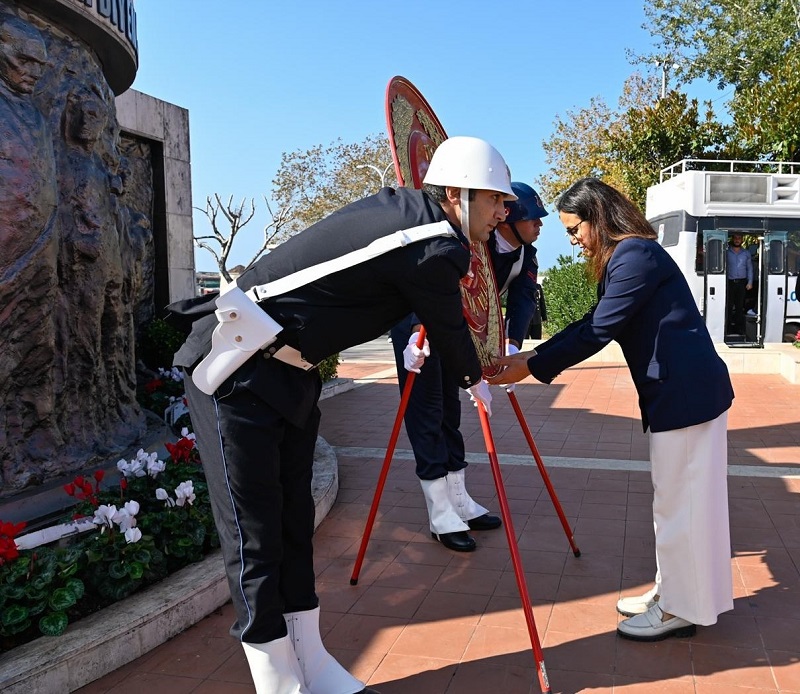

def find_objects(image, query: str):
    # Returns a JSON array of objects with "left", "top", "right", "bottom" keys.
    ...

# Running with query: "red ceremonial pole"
[
  {"left": 506, "top": 390, "right": 581, "bottom": 557},
  {"left": 349, "top": 327, "right": 427, "bottom": 585},
  {"left": 474, "top": 401, "right": 551, "bottom": 694}
]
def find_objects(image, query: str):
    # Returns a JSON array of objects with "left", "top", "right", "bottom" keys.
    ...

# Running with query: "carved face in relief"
[
  {"left": 66, "top": 87, "right": 108, "bottom": 148},
  {"left": 0, "top": 18, "right": 47, "bottom": 95}
]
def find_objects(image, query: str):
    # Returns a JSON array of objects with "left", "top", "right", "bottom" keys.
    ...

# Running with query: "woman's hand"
[{"left": 486, "top": 349, "right": 536, "bottom": 386}]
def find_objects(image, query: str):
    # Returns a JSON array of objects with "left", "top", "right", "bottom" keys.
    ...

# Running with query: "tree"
[
  {"left": 606, "top": 89, "right": 728, "bottom": 207},
  {"left": 271, "top": 133, "right": 396, "bottom": 230},
  {"left": 536, "top": 95, "right": 616, "bottom": 205},
  {"left": 539, "top": 71, "right": 730, "bottom": 209},
  {"left": 727, "top": 41, "right": 800, "bottom": 161},
  {"left": 193, "top": 194, "right": 293, "bottom": 282},
  {"left": 640, "top": 0, "right": 800, "bottom": 90},
  {"left": 541, "top": 255, "right": 598, "bottom": 336}
]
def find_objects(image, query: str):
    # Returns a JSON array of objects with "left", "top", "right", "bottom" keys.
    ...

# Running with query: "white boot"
[
  {"left": 419, "top": 476, "right": 470, "bottom": 534},
  {"left": 284, "top": 606, "right": 365, "bottom": 694},
  {"left": 445, "top": 469, "right": 489, "bottom": 522},
  {"left": 242, "top": 635, "right": 310, "bottom": 694}
]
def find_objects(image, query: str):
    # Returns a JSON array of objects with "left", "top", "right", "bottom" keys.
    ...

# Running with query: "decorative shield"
[{"left": 385, "top": 76, "right": 505, "bottom": 377}]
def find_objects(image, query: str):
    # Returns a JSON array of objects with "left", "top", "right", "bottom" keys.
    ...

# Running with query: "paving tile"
[
  {"left": 76, "top": 355, "right": 800, "bottom": 693},
  {"left": 691, "top": 643, "right": 779, "bottom": 689}
]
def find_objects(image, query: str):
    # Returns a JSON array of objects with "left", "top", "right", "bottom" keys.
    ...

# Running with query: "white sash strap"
[
  {"left": 250, "top": 221, "right": 455, "bottom": 301},
  {"left": 499, "top": 251, "right": 525, "bottom": 295},
  {"left": 192, "top": 220, "right": 456, "bottom": 394}
]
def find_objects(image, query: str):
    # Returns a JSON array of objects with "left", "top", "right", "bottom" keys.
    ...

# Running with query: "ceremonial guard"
[{"left": 169, "top": 136, "right": 515, "bottom": 693}]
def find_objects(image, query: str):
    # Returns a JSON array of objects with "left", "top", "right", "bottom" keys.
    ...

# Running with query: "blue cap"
[{"left": 504, "top": 182, "right": 548, "bottom": 222}]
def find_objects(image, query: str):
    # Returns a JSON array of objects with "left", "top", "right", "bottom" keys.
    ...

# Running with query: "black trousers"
[
  {"left": 727, "top": 278, "right": 747, "bottom": 333},
  {"left": 390, "top": 316, "right": 468, "bottom": 480},
  {"left": 183, "top": 372, "right": 320, "bottom": 644}
]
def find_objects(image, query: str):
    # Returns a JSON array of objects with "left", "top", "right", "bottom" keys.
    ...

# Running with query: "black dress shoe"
[
  {"left": 358, "top": 688, "right": 381, "bottom": 694},
  {"left": 431, "top": 530, "right": 476, "bottom": 552},
  {"left": 467, "top": 513, "right": 502, "bottom": 531}
]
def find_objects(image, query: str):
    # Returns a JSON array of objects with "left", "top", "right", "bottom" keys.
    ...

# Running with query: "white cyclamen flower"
[
  {"left": 158, "top": 366, "right": 183, "bottom": 382},
  {"left": 146, "top": 457, "right": 166, "bottom": 478},
  {"left": 124, "top": 500, "right": 140, "bottom": 516},
  {"left": 112, "top": 500, "right": 141, "bottom": 532},
  {"left": 92, "top": 504, "right": 117, "bottom": 528},
  {"left": 124, "top": 527, "right": 142, "bottom": 544},
  {"left": 117, "top": 455, "right": 146, "bottom": 479},
  {"left": 174, "top": 480, "right": 196, "bottom": 507},
  {"left": 156, "top": 488, "right": 176, "bottom": 507},
  {"left": 180, "top": 427, "right": 196, "bottom": 442}
]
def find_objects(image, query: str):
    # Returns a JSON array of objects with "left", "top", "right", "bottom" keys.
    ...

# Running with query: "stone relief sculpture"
[
  {"left": 0, "top": 7, "right": 153, "bottom": 495},
  {"left": 0, "top": 14, "right": 61, "bottom": 489}
]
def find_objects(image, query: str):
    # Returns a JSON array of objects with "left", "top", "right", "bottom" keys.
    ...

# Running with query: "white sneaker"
[{"left": 616, "top": 585, "right": 658, "bottom": 617}]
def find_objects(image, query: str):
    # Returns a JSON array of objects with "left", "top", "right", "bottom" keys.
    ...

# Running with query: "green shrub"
[
  {"left": 318, "top": 353, "right": 340, "bottom": 383},
  {"left": 541, "top": 255, "right": 598, "bottom": 336},
  {"left": 138, "top": 318, "right": 186, "bottom": 371}
]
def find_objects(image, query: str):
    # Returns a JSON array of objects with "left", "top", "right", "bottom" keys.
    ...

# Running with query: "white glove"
[
  {"left": 504, "top": 342, "right": 520, "bottom": 392},
  {"left": 467, "top": 380, "right": 493, "bottom": 417},
  {"left": 402, "top": 331, "right": 430, "bottom": 373}
]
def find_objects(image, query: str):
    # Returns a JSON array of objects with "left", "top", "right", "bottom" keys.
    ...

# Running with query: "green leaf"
[
  {"left": 4, "top": 586, "right": 25, "bottom": 601},
  {"left": 188, "top": 525, "right": 206, "bottom": 546},
  {"left": 108, "top": 562, "right": 127, "bottom": 580},
  {"left": 127, "top": 562, "right": 144, "bottom": 580},
  {"left": 3, "top": 556, "right": 31, "bottom": 583},
  {"left": 24, "top": 585, "right": 48, "bottom": 603},
  {"left": 65, "top": 577, "right": 85, "bottom": 600},
  {"left": 28, "top": 600, "right": 48, "bottom": 617},
  {"left": 4, "top": 617, "right": 32, "bottom": 635},
  {"left": 1, "top": 604, "right": 29, "bottom": 627},
  {"left": 131, "top": 548, "right": 151, "bottom": 564},
  {"left": 39, "top": 611, "right": 69, "bottom": 636},
  {"left": 84, "top": 548, "right": 103, "bottom": 564},
  {"left": 30, "top": 575, "right": 53, "bottom": 592},
  {"left": 49, "top": 587, "right": 78, "bottom": 611}
]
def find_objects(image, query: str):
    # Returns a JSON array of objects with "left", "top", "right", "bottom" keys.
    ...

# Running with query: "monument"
[{"left": 0, "top": 0, "right": 194, "bottom": 498}]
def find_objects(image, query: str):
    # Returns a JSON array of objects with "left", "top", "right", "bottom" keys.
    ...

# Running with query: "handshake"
[{"left": 402, "top": 334, "right": 530, "bottom": 417}]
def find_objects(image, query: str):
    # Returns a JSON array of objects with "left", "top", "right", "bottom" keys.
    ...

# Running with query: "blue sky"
[{"left": 130, "top": 0, "right": 727, "bottom": 272}]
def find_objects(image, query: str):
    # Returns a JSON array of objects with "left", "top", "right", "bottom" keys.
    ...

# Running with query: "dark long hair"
[{"left": 556, "top": 178, "right": 657, "bottom": 282}]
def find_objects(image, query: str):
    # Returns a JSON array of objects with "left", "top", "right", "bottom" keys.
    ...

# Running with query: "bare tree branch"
[{"left": 194, "top": 193, "right": 293, "bottom": 282}]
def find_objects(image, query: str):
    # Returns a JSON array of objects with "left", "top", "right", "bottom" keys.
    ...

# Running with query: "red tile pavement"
[{"left": 78, "top": 349, "right": 800, "bottom": 694}]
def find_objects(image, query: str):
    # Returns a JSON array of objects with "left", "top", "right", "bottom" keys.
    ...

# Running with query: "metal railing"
[{"left": 660, "top": 159, "right": 800, "bottom": 182}]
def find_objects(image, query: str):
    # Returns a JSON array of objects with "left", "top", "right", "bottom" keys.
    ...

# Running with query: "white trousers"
[{"left": 649, "top": 410, "right": 733, "bottom": 625}]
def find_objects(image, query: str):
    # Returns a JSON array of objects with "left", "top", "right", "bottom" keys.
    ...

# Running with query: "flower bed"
[{"left": 0, "top": 369, "right": 219, "bottom": 653}]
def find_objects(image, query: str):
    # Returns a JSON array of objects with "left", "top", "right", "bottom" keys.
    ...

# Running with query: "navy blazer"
[{"left": 528, "top": 238, "right": 734, "bottom": 433}]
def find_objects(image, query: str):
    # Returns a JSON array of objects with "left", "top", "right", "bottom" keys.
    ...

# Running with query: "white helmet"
[{"left": 423, "top": 136, "right": 517, "bottom": 200}]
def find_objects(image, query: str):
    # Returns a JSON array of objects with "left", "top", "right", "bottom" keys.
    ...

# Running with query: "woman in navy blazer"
[{"left": 490, "top": 178, "right": 735, "bottom": 641}]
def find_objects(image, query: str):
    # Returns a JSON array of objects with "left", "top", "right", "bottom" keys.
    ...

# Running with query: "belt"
[
  {"left": 729, "top": 278, "right": 747, "bottom": 283},
  {"left": 262, "top": 342, "right": 317, "bottom": 371}
]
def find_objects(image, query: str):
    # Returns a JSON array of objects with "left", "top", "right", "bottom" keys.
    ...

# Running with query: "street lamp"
[
  {"left": 356, "top": 163, "right": 393, "bottom": 188},
  {"left": 655, "top": 56, "right": 681, "bottom": 99}
]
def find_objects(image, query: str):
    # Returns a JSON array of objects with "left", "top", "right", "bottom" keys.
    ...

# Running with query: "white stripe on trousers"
[{"left": 649, "top": 410, "right": 734, "bottom": 625}]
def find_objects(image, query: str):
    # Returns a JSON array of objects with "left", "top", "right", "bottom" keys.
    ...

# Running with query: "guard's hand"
[
  {"left": 402, "top": 331, "right": 430, "bottom": 373},
  {"left": 467, "top": 380, "right": 493, "bottom": 417},
  {"left": 486, "top": 349, "right": 537, "bottom": 387},
  {"left": 504, "top": 342, "right": 520, "bottom": 393}
]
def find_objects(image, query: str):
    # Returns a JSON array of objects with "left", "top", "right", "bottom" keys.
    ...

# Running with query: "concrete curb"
[{"left": 0, "top": 379, "right": 354, "bottom": 693}]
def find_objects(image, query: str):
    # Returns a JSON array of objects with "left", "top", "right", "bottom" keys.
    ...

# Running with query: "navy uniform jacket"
[
  {"left": 168, "top": 187, "right": 483, "bottom": 427},
  {"left": 527, "top": 238, "right": 734, "bottom": 433},
  {"left": 488, "top": 233, "right": 538, "bottom": 345}
]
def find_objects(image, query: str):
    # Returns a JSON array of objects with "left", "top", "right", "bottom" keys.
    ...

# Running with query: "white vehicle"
[{"left": 646, "top": 160, "right": 800, "bottom": 346}]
